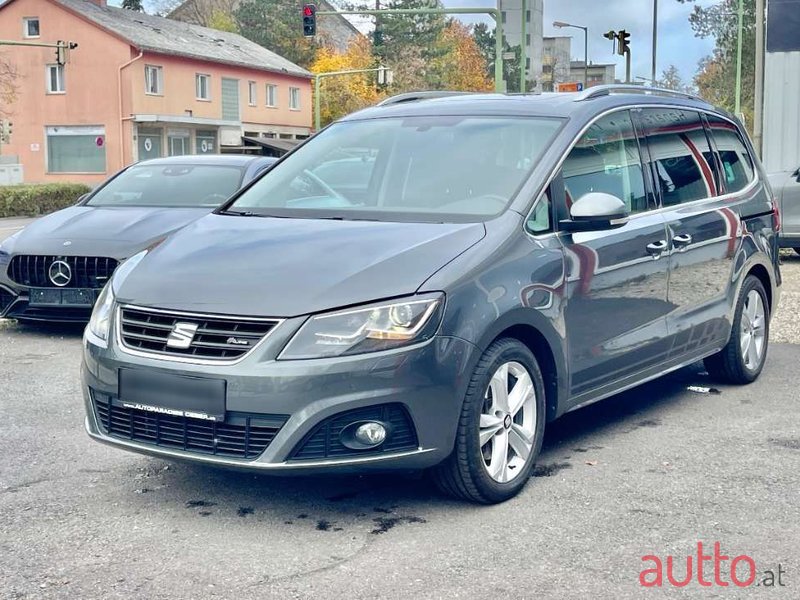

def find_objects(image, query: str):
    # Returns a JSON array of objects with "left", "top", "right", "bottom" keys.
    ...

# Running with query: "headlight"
[
  {"left": 87, "top": 283, "right": 115, "bottom": 342},
  {"left": 279, "top": 294, "right": 443, "bottom": 359}
]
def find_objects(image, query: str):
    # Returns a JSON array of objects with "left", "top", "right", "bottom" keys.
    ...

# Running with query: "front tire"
[
  {"left": 704, "top": 275, "right": 769, "bottom": 384},
  {"left": 432, "top": 338, "right": 546, "bottom": 504}
]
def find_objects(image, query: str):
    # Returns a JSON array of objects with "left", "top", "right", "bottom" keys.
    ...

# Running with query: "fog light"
[
  {"left": 340, "top": 420, "right": 390, "bottom": 450},
  {"left": 355, "top": 422, "right": 387, "bottom": 446}
]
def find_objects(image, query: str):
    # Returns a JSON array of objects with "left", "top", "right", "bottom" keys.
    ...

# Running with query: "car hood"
[
  {"left": 115, "top": 213, "right": 486, "bottom": 317},
  {"left": 9, "top": 206, "right": 210, "bottom": 259}
]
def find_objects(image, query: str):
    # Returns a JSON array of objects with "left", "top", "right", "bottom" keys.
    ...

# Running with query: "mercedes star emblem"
[{"left": 48, "top": 260, "right": 72, "bottom": 287}]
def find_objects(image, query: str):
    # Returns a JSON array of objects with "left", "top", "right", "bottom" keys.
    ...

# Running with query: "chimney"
[{"left": 87, "top": 0, "right": 107, "bottom": 7}]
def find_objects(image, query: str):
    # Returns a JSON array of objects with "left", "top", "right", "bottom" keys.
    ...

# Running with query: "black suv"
[{"left": 82, "top": 86, "right": 780, "bottom": 503}]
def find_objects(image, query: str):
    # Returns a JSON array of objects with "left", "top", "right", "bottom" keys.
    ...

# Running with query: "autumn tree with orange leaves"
[{"left": 310, "top": 38, "right": 383, "bottom": 129}]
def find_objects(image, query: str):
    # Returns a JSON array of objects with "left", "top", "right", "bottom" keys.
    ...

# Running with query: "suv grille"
[
  {"left": 92, "top": 392, "right": 288, "bottom": 459},
  {"left": 119, "top": 306, "right": 280, "bottom": 361},
  {"left": 290, "top": 404, "right": 418, "bottom": 460},
  {"left": 8, "top": 255, "right": 117, "bottom": 289}
]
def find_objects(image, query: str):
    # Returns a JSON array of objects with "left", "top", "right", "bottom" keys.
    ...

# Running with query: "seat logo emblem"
[
  {"left": 166, "top": 322, "right": 199, "bottom": 349},
  {"left": 48, "top": 260, "right": 72, "bottom": 287}
]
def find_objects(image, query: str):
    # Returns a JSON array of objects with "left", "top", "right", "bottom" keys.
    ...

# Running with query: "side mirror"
[{"left": 560, "top": 192, "right": 629, "bottom": 232}]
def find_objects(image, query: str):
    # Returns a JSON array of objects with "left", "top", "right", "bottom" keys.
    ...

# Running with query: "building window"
[
  {"left": 46, "top": 126, "right": 106, "bottom": 173},
  {"left": 23, "top": 17, "right": 40, "bottom": 38},
  {"left": 137, "top": 127, "right": 163, "bottom": 160},
  {"left": 46, "top": 64, "right": 65, "bottom": 94},
  {"left": 526, "top": 10, "right": 531, "bottom": 22},
  {"left": 526, "top": 33, "right": 531, "bottom": 45},
  {"left": 195, "top": 73, "right": 211, "bottom": 100},
  {"left": 289, "top": 87, "right": 300, "bottom": 110},
  {"left": 196, "top": 129, "right": 217, "bottom": 154},
  {"left": 266, "top": 83, "right": 277, "bottom": 107},
  {"left": 501, "top": 11, "right": 506, "bottom": 24},
  {"left": 145, "top": 65, "right": 163, "bottom": 95},
  {"left": 248, "top": 81, "right": 257, "bottom": 106}
]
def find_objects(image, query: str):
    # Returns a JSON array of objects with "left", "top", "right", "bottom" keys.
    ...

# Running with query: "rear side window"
[
  {"left": 706, "top": 115, "right": 755, "bottom": 193},
  {"left": 639, "top": 109, "right": 716, "bottom": 207},
  {"left": 561, "top": 110, "right": 648, "bottom": 214}
]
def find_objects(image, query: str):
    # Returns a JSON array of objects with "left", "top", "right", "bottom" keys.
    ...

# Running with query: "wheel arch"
[{"left": 471, "top": 309, "right": 568, "bottom": 422}]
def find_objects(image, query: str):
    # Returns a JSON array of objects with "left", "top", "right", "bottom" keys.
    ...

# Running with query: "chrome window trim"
[
  {"left": 115, "top": 303, "right": 285, "bottom": 366},
  {"left": 524, "top": 103, "right": 761, "bottom": 239}
]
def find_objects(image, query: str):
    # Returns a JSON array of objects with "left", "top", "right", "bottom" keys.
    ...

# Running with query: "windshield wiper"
[{"left": 219, "top": 209, "right": 263, "bottom": 217}]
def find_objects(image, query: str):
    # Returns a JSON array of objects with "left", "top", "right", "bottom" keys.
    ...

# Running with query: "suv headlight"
[
  {"left": 87, "top": 283, "right": 115, "bottom": 343},
  {"left": 279, "top": 294, "right": 443, "bottom": 359}
]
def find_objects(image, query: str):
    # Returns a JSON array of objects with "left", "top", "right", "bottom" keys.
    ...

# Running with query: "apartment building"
[{"left": 0, "top": 0, "right": 312, "bottom": 183}]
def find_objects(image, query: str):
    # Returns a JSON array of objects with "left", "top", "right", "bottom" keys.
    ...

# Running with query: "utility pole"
[
  {"left": 734, "top": 0, "right": 744, "bottom": 116},
  {"left": 553, "top": 21, "right": 588, "bottom": 90},
  {"left": 753, "top": 0, "right": 765, "bottom": 157},
  {"left": 651, "top": 0, "right": 658, "bottom": 84},
  {"left": 520, "top": 0, "right": 526, "bottom": 92},
  {"left": 317, "top": 7, "right": 505, "bottom": 92}
]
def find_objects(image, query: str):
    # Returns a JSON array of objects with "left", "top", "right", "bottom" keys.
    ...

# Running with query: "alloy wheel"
[
  {"left": 479, "top": 361, "right": 537, "bottom": 483},
  {"left": 740, "top": 289, "right": 766, "bottom": 370}
]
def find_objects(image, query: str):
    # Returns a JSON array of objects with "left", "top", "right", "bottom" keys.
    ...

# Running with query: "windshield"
[
  {"left": 225, "top": 116, "right": 563, "bottom": 222},
  {"left": 88, "top": 164, "right": 245, "bottom": 208}
]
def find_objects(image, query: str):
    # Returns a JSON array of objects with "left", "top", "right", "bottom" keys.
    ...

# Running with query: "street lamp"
[{"left": 553, "top": 21, "right": 588, "bottom": 90}]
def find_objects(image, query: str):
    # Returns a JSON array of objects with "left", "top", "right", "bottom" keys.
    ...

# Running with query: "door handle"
[
  {"left": 672, "top": 233, "right": 693, "bottom": 249},
  {"left": 646, "top": 240, "right": 668, "bottom": 258}
]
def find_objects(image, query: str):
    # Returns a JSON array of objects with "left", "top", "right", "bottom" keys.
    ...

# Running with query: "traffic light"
[
  {"left": 0, "top": 119, "right": 12, "bottom": 144},
  {"left": 617, "top": 30, "right": 631, "bottom": 56},
  {"left": 302, "top": 4, "right": 316, "bottom": 37},
  {"left": 56, "top": 41, "right": 66, "bottom": 66}
]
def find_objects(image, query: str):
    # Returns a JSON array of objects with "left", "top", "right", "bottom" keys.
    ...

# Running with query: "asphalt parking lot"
[{"left": 1, "top": 220, "right": 799, "bottom": 598}]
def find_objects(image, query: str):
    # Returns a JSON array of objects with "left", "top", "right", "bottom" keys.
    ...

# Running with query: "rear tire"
[
  {"left": 704, "top": 275, "right": 769, "bottom": 384},
  {"left": 431, "top": 338, "right": 546, "bottom": 504}
]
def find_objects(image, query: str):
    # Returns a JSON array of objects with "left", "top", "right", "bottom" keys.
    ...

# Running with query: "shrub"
[{"left": 0, "top": 183, "right": 92, "bottom": 218}]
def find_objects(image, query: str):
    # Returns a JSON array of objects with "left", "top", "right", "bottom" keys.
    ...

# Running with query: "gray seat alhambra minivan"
[{"left": 82, "top": 86, "right": 781, "bottom": 503}]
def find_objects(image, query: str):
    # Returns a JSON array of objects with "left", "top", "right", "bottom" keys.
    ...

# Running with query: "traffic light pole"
[
  {"left": 316, "top": 8, "right": 506, "bottom": 93},
  {"left": 0, "top": 39, "right": 77, "bottom": 61},
  {"left": 314, "top": 67, "right": 389, "bottom": 130}
]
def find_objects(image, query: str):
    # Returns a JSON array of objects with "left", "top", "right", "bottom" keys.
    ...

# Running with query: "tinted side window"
[
  {"left": 706, "top": 115, "right": 755, "bottom": 193},
  {"left": 640, "top": 109, "right": 715, "bottom": 207},
  {"left": 562, "top": 110, "right": 648, "bottom": 214}
]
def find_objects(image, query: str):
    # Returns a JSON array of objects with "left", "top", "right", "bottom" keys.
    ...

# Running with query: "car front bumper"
[{"left": 82, "top": 323, "right": 477, "bottom": 474}]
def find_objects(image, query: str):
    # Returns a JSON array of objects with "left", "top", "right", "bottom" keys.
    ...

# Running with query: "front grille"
[
  {"left": 119, "top": 306, "right": 280, "bottom": 361},
  {"left": 92, "top": 392, "right": 288, "bottom": 459},
  {"left": 290, "top": 403, "right": 418, "bottom": 461},
  {"left": 8, "top": 255, "right": 118, "bottom": 288}
]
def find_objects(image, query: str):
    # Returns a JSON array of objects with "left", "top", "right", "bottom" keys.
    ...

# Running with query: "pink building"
[{"left": 0, "top": 0, "right": 312, "bottom": 184}]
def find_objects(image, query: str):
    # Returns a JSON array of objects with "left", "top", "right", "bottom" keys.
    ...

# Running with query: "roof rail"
[
  {"left": 376, "top": 91, "right": 473, "bottom": 106},
  {"left": 574, "top": 84, "right": 704, "bottom": 103}
]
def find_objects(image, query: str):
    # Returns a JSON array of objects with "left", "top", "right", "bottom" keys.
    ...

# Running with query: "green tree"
[
  {"left": 121, "top": 0, "right": 145, "bottom": 11},
  {"left": 678, "top": 0, "right": 755, "bottom": 126},
  {"left": 655, "top": 64, "right": 696, "bottom": 94},
  {"left": 473, "top": 22, "right": 522, "bottom": 92},
  {"left": 207, "top": 8, "right": 239, "bottom": 32},
  {"left": 235, "top": 0, "right": 318, "bottom": 68}
]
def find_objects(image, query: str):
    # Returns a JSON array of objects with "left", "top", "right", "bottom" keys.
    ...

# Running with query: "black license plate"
[
  {"left": 117, "top": 369, "right": 226, "bottom": 421},
  {"left": 29, "top": 288, "right": 96, "bottom": 307}
]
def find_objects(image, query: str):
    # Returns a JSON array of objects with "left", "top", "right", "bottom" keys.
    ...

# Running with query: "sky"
[
  {"left": 445, "top": 0, "right": 718, "bottom": 84},
  {"left": 131, "top": 0, "right": 718, "bottom": 84}
]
